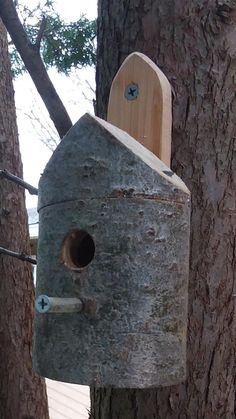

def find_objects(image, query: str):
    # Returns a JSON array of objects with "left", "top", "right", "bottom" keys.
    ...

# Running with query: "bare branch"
[
  {"left": 0, "top": 169, "right": 38, "bottom": 195},
  {"left": 0, "top": 0, "right": 72, "bottom": 138},
  {"left": 35, "top": 15, "right": 47, "bottom": 50},
  {"left": 19, "top": 106, "right": 59, "bottom": 151},
  {"left": 85, "top": 79, "right": 96, "bottom": 95},
  {"left": 0, "top": 246, "right": 37, "bottom": 264}
]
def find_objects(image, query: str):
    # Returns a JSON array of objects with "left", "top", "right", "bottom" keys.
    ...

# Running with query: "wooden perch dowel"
[{"left": 35, "top": 295, "right": 83, "bottom": 314}]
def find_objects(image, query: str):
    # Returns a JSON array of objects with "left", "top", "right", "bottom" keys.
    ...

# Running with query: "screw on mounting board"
[{"left": 124, "top": 83, "right": 139, "bottom": 101}]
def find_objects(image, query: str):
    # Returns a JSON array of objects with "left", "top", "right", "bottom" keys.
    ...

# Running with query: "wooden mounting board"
[{"left": 107, "top": 52, "right": 172, "bottom": 167}]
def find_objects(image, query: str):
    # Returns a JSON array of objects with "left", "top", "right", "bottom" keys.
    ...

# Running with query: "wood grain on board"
[{"left": 108, "top": 52, "right": 172, "bottom": 166}]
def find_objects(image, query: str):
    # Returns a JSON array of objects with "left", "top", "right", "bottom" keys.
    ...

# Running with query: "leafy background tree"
[
  {"left": 11, "top": 0, "right": 96, "bottom": 157},
  {"left": 10, "top": 1, "right": 96, "bottom": 77},
  {"left": 0, "top": 0, "right": 96, "bottom": 138}
]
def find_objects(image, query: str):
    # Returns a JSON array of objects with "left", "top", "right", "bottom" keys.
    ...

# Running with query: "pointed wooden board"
[{"left": 107, "top": 52, "right": 172, "bottom": 167}]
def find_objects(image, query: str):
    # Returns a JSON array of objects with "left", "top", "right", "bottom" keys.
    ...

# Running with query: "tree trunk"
[
  {"left": 91, "top": 1, "right": 236, "bottom": 418},
  {"left": 0, "top": 19, "right": 49, "bottom": 419},
  {"left": 0, "top": 0, "right": 73, "bottom": 139}
]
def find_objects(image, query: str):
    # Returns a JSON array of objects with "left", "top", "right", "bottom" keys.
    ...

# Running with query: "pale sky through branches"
[{"left": 14, "top": 0, "right": 97, "bottom": 208}]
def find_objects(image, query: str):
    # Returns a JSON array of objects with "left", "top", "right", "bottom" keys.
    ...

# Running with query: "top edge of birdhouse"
[
  {"left": 38, "top": 113, "right": 190, "bottom": 210},
  {"left": 114, "top": 51, "right": 171, "bottom": 95}
]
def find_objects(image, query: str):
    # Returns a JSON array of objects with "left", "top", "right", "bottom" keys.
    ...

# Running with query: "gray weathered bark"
[
  {"left": 91, "top": 1, "right": 236, "bottom": 418},
  {"left": 0, "top": 18, "right": 49, "bottom": 419},
  {"left": 33, "top": 114, "right": 190, "bottom": 389}
]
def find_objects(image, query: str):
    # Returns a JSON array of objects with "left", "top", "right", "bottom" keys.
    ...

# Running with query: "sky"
[{"left": 14, "top": 0, "right": 97, "bottom": 208}]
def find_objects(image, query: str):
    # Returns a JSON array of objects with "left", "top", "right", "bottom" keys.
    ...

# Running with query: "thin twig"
[
  {"left": 0, "top": 169, "right": 38, "bottom": 195},
  {"left": 0, "top": 246, "right": 37, "bottom": 264}
]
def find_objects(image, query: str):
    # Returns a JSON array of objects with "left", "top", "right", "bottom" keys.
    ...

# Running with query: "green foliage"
[
  {"left": 42, "top": 15, "right": 96, "bottom": 74},
  {"left": 10, "top": 49, "right": 26, "bottom": 77},
  {"left": 10, "top": 3, "right": 96, "bottom": 77}
]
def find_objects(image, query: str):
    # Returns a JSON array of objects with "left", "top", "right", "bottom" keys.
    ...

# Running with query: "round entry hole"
[{"left": 61, "top": 230, "right": 95, "bottom": 269}]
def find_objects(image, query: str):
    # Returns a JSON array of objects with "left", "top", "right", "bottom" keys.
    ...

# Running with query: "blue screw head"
[
  {"left": 35, "top": 295, "right": 51, "bottom": 313},
  {"left": 124, "top": 83, "right": 139, "bottom": 101}
]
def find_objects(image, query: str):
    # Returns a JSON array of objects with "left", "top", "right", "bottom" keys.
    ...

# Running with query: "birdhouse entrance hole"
[{"left": 61, "top": 230, "right": 95, "bottom": 269}]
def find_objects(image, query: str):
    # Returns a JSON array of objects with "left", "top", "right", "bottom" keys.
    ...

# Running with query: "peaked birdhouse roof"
[{"left": 38, "top": 113, "right": 189, "bottom": 210}]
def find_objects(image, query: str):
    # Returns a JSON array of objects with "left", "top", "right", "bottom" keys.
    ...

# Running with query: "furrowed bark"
[
  {"left": 0, "top": 0, "right": 72, "bottom": 138},
  {"left": 0, "top": 18, "right": 49, "bottom": 419},
  {"left": 92, "top": 1, "right": 236, "bottom": 418}
]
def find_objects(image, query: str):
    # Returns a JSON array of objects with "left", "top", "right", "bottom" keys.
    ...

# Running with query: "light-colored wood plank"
[{"left": 107, "top": 52, "right": 172, "bottom": 166}]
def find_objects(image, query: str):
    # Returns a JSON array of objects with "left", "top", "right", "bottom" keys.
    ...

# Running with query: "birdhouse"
[{"left": 33, "top": 113, "right": 190, "bottom": 388}]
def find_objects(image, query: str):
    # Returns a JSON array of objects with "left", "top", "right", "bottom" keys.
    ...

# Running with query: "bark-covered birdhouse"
[{"left": 33, "top": 113, "right": 190, "bottom": 388}]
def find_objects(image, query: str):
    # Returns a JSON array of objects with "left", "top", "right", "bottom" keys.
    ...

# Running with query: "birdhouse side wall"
[{"left": 34, "top": 195, "right": 190, "bottom": 388}]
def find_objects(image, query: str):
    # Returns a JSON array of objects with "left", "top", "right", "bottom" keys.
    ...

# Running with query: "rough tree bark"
[
  {"left": 91, "top": 1, "right": 236, "bottom": 418},
  {"left": 0, "top": 19, "right": 49, "bottom": 419}
]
